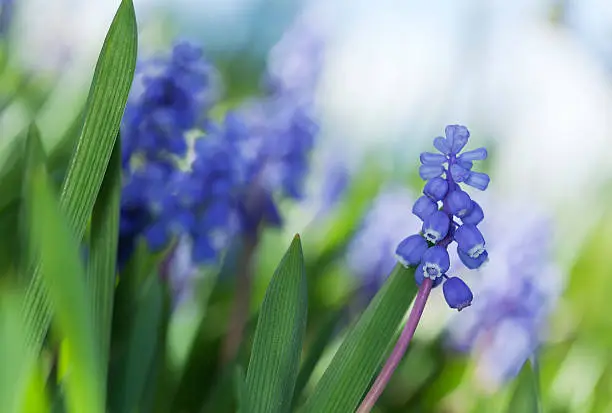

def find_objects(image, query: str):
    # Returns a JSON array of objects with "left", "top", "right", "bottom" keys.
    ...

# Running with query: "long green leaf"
[
  {"left": 245, "top": 235, "right": 308, "bottom": 413},
  {"left": 108, "top": 272, "right": 164, "bottom": 413},
  {"left": 87, "top": 139, "right": 121, "bottom": 392},
  {"left": 506, "top": 360, "right": 541, "bottom": 413},
  {"left": 26, "top": 166, "right": 103, "bottom": 413},
  {"left": 0, "top": 288, "right": 37, "bottom": 412},
  {"left": 301, "top": 264, "right": 417, "bottom": 413},
  {"left": 21, "top": 0, "right": 137, "bottom": 354}
]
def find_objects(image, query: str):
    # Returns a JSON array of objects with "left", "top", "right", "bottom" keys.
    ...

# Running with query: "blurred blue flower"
[
  {"left": 225, "top": 10, "right": 323, "bottom": 235},
  {"left": 263, "top": 8, "right": 326, "bottom": 101},
  {"left": 347, "top": 186, "right": 421, "bottom": 295},
  {"left": 0, "top": 0, "right": 13, "bottom": 37},
  {"left": 119, "top": 12, "right": 323, "bottom": 268},
  {"left": 445, "top": 203, "right": 563, "bottom": 387},
  {"left": 118, "top": 41, "right": 234, "bottom": 268},
  {"left": 396, "top": 125, "right": 490, "bottom": 311}
]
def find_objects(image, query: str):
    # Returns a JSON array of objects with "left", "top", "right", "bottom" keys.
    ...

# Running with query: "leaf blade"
[
  {"left": 302, "top": 264, "right": 418, "bottom": 413},
  {"left": 245, "top": 235, "right": 308, "bottom": 413},
  {"left": 506, "top": 359, "right": 541, "bottom": 413},
  {"left": 26, "top": 165, "right": 103, "bottom": 413},
  {"left": 87, "top": 138, "right": 121, "bottom": 392},
  {"left": 21, "top": 0, "right": 138, "bottom": 355}
]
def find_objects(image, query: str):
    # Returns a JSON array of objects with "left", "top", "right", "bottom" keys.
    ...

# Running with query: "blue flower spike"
[
  {"left": 361, "top": 125, "right": 491, "bottom": 410},
  {"left": 394, "top": 124, "right": 490, "bottom": 311}
]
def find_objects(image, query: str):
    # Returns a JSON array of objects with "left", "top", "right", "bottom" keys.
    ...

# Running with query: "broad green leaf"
[
  {"left": 245, "top": 235, "right": 308, "bottom": 413},
  {"left": 0, "top": 288, "right": 37, "bottom": 412},
  {"left": 302, "top": 264, "right": 417, "bottom": 413},
  {"left": 87, "top": 139, "right": 121, "bottom": 391},
  {"left": 506, "top": 360, "right": 541, "bottom": 413},
  {"left": 26, "top": 166, "right": 103, "bottom": 413},
  {"left": 21, "top": 0, "right": 137, "bottom": 354}
]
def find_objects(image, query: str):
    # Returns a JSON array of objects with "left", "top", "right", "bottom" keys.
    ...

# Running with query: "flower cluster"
[
  {"left": 119, "top": 26, "right": 322, "bottom": 269},
  {"left": 395, "top": 125, "right": 490, "bottom": 310},
  {"left": 119, "top": 41, "right": 239, "bottom": 268},
  {"left": 445, "top": 203, "right": 563, "bottom": 387},
  {"left": 224, "top": 96, "right": 318, "bottom": 234}
]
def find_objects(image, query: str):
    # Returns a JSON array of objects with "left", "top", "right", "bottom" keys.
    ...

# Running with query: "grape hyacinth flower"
[
  {"left": 119, "top": 41, "right": 238, "bottom": 268},
  {"left": 224, "top": 9, "right": 323, "bottom": 236},
  {"left": 358, "top": 125, "right": 490, "bottom": 412},
  {"left": 446, "top": 203, "right": 563, "bottom": 389},
  {"left": 401, "top": 124, "right": 489, "bottom": 310}
]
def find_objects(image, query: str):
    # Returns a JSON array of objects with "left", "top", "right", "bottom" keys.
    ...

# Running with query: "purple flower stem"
[{"left": 356, "top": 278, "right": 433, "bottom": 413}]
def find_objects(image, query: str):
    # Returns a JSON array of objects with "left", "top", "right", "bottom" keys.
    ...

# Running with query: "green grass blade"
[
  {"left": 87, "top": 139, "right": 121, "bottom": 392},
  {"left": 21, "top": 0, "right": 137, "bottom": 355},
  {"left": 0, "top": 288, "right": 37, "bottom": 412},
  {"left": 108, "top": 272, "right": 164, "bottom": 413},
  {"left": 301, "top": 264, "right": 418, "bottom": 413},
  {"left": 19, "top": 124, "right": 47, "bottom": 274},
  {"left": 235, "top": 365, "right": 247, "bottom": 413},
  {"left": 245, "top": 235, "right": 308, "bottom": 413},
  {"left": 26, "top": 166, "right": 103, "bottom": 413},
  {"left": 506, "top": 359, "right": 541, "bottom": 413}
]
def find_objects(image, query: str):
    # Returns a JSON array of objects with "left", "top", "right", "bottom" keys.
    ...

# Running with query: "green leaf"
[
  {"left": 0, "top": 132, "right": 26, "bottom": 212},
  {"left": 0, "top": 288, "right": 37, "bottom": 412},
  {"left": 506, "top": 360, "right": 541, "bottom": 413},
  {"left": 21, "top": 0, "right": 137, "bottom": 354},
  {"left": 87, "top": 139, "right": 121, "bottom": 391},
  {"left": 26, "top": 165, "right": 103, "bottom": 413},
  {"left": 235, "top": 365, "right": 248, "bottom": 413},
  {"left": 108, "top": 272, "right": 164, "bottom": 413},
  {"left": 20, "top": 124, "right": 47, "bottom": 272},
  {"left": 245, "top": 235, "right": 308, "bottom": 413},
  {"left": 301, "top": 264, "right": 418, "bottom": 413}
]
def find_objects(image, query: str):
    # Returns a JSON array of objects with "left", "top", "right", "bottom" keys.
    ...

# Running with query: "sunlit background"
[{"left": 4, "top": 0, "right": 612, "bottom": 412}]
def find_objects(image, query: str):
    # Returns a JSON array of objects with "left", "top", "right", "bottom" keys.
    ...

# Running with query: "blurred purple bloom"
[
  {"left": 0, "top": 0, "right": 13, "bottom": 36},
  {"left": 446, "top": 203, "right": 563, "bottom": 387},
  {"left": 119, "top": 8, "right": 326, "bottom": 268},
  {"left": 119, "top": 41, "right": 238, "bottom": 268},
  {"left": 225, "top": 9, "right": 324, "bottom": 234}
]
